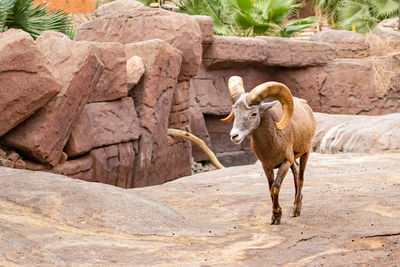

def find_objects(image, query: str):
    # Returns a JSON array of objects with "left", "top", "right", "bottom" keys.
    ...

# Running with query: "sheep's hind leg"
[
  {"left": 291, "top": 161, "right": 301, "bottom": 217},
  {"left": 293, "top": 151, "right": 310, "bottom": 217},
  {"left": 270, "top": 160, "right": 291, "bottom": 225}
]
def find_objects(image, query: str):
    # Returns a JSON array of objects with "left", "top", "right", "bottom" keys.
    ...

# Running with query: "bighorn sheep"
[{"left": 222, "top": 76, "right": 316, "bottom": 225}]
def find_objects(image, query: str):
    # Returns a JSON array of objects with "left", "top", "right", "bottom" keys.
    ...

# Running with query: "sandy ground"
[{"left": 0, "top": 152, "right": 399, "bottom": 266}]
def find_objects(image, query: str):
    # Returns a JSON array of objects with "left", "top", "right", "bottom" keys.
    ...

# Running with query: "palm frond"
[
  {"left": 0, "top": 0, "right": 73, "bottom": 39},
  {"left": 278, "top": 16, "right": 318, "bottom": 37},
  {"left": 369, "top": 0, "right": 399, "bottom": 18}
]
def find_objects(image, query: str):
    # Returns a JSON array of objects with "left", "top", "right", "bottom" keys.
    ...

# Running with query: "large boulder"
[
  {"left": 313, "top": 112, "right": 400, "bottom": 153},
  {"left": 94, "top": 0, "right": 144, "bottom": 17},
  {"left": 256, "top": 37, "right": 336, "bottom": 67},
  {"left": 65, "top": 97, "right": 141, "bottom": 156},
  {"left": 2, "top": 31, "right": 104, "bottom": 166},
  {"left": 310, "top": 29, "right": 369, "bottom": 58},
  {"left": 0, "top": 29, "right": 61, "bottom": 137},
  {"left": 75, "top": 7, "right": 202, "bottom": 81},
  {"left": 125, "top": 39, "right": 183, "bottom": 187},
  {"left": 87, "top": 42, "right": 128, "bottom": 103},
  {"left": 368, "top": 18, "right": 400, "bottom": 56},
  {"left": 202, "top": 36, "right": 268, "bottom": 69}
]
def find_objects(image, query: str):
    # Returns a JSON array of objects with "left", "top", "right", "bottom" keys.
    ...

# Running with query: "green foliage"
[
  {"left": 177, "top": 0, "right": 235, "bottom": 35},
  {"left": 177, "top": 0, "right": 317, "bottom": 37},
  {"left": 229, "top": 0, "right": 315, "bottom": 36},
  {"left": 314, "top": 0, "right": 400, "bottom": 33},
  {"left": 278, "top": 16, "right": 318, "bottom": 37},
  {"left": 0, "top": 0, "right": 73, "bottom": 39}
]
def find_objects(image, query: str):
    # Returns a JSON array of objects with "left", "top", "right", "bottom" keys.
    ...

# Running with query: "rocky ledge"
[{"left": 0, "top": 152, "right": 399, "bottom": 265}]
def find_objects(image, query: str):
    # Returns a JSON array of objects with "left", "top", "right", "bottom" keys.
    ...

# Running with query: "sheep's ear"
[{"left": 260, "top": 101, "right": 277, "bottom": 111}]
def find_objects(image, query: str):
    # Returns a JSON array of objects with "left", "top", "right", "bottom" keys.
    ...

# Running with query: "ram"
[{"left": 222, "top": 76, "right": 316, "bottom": 225}]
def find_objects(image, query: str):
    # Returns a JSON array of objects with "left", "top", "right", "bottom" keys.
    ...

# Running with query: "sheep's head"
[{"left": 221, "top": 76, "right": 294, "bottom": 144}]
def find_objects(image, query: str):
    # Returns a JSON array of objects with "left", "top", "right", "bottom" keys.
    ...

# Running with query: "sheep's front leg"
[{"left": 271, "top": 160, "right": 291, "bottom": 225}]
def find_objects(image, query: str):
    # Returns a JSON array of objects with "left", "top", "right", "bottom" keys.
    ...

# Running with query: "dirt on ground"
[{"left": 0, "top": 152, "right": 399, "bottom": 266}]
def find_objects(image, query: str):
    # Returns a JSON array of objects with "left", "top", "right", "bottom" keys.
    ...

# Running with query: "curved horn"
[
  {"left": 247, "top": 82, "right": 294, "bottom": 130},
  {"left": 220, "top": 110, "right": 234, "bottom": 123},
  {"left": 227, "top": 76, "right": 245, "bottom": 104},
  {"left": 221, "top": 76, "right": 245, "bottom": 123}
]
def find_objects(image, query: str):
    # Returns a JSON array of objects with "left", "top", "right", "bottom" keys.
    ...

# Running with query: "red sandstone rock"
[
  {"left": 274, "top": 57, "right": 400, "bottom": 115},
  {"left": 14, "top": 159, "right": 26, "bottom": 169},
  {"left": 310, "top": 29, "right": 369, "bottom": 58},
  {"left": 192, "top": 15, "right": 214, "bottom": 49},
  {"left": 2, "top": 31, "right": 104, "bottom": 166},
  {"left": 0, "top": 158, "right": 14, "bottom": 168},
  {"left": 125, "top": 39, "right": 182, "bottom": 187},
  {"left": 88, "top": 42, "right": 128, "bottom": 102},
  {"left": 126, "top": 56, "right": 145, "bottom": 90},
  {"left": 0, "top": 29, "right": 61, "bottom": 137},
  {"left": 166, "top": 81, "right": 192, "bottom": 181},
  {"left": 75, "top": 7, "right": 202, "bottom": 80},
  {"left": 65, "top": 97, "right": 141, "bottom": 157},
  {"left": 51, "top": 155, "right": 94, "bottom": 181},
  {"left": 189, "top": 105, "right": 212, "bottom": 162},
  {"left": 203, "top": 36, "right": 268, "bottom": 69},
  {"left": 90, "top": 142, "right": 135, "bottom": 188},
  {"left": 203, "top": 36, "right": 334, "bottom": 69},
  {"left": 256, "top": 36, "right": 335, "bottom": 67}
]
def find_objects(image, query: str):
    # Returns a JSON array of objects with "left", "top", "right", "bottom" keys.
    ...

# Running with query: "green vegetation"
[
  {"left": 314, "top": 0, "right": 400, "bottom": 33},
  {"left": 177, "top": 0, "right": 318, "bottom": 37},
  {"left": 0, "top": 0, "right": 73, "bottom": 39}
]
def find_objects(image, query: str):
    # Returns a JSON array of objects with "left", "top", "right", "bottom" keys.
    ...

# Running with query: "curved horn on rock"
[
  {"left": 221, "top": 76, "right": 246, "bottom": 123},
  {"left": 247, "top": 81, "right": 294, "bottom": 130}
]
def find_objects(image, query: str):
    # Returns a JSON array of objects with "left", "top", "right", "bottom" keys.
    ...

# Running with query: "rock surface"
[
  {"left": 313, "top": 112, "right": 400, "bottom": 153},
  {"left": 311, "top": 29, "right": 370, "bottom": 58},
  {"left": 94, "top": 0, "right": 144, "bottom": 17},
  {"left": 368, "top": 18, "right": 400, "bottom": 56},
  {"left": 0, "top": 152, "right": 399, "bottom": 265},
  {"left": 274, "top": 56, "right": 400, "bottom": 115},
  {"left": 2, "top": 31, "right": 104, "bottom": 166},
  {"left": 75, "top": 7, "right": 202, "bottom": 80},
  {"left": 126, "top": 55, "right": 145, "bottom": 90},
  {"left": 125, "top": 39, "right": 183, "bottom": 187},
  {"left": 88, "top": 42, "right": 128, "bottom": 103},
  {"left": 257, "top": 36, "right": 336, "bottom": 67},
  {"left": 90, "top": 142, "right": 136, "bottom": 188},
  {"left": 65, "top": 97, "right": 141, "bottom": 157},
  {"left": 0, "top": 29, "right": 61, "bottom": 137}
]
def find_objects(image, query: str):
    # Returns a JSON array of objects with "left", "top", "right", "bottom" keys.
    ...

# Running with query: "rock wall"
[
  {"left": 189, "top": 25, "right": 400, "bottom": 165},
  {"left": 1, "top": 5, "right": 400, "bottom": 187},
  {"left": 0, "top": 5, "right": 203, "bottom": 187}
]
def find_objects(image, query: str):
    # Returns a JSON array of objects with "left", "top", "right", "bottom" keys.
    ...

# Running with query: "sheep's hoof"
[
  {"left": 271, "top": 219, "right": 281, "bottom": 225},
  {"left": 271, "top": 211, "right": 282, "bottom": 225},
  {"left": 292, "top": 206, "right": 301, "bottom": 217}
]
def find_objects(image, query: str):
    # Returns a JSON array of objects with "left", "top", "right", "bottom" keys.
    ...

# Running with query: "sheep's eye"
[{"left": 251, "top": 112, "right": 257, "bottom": 117}]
